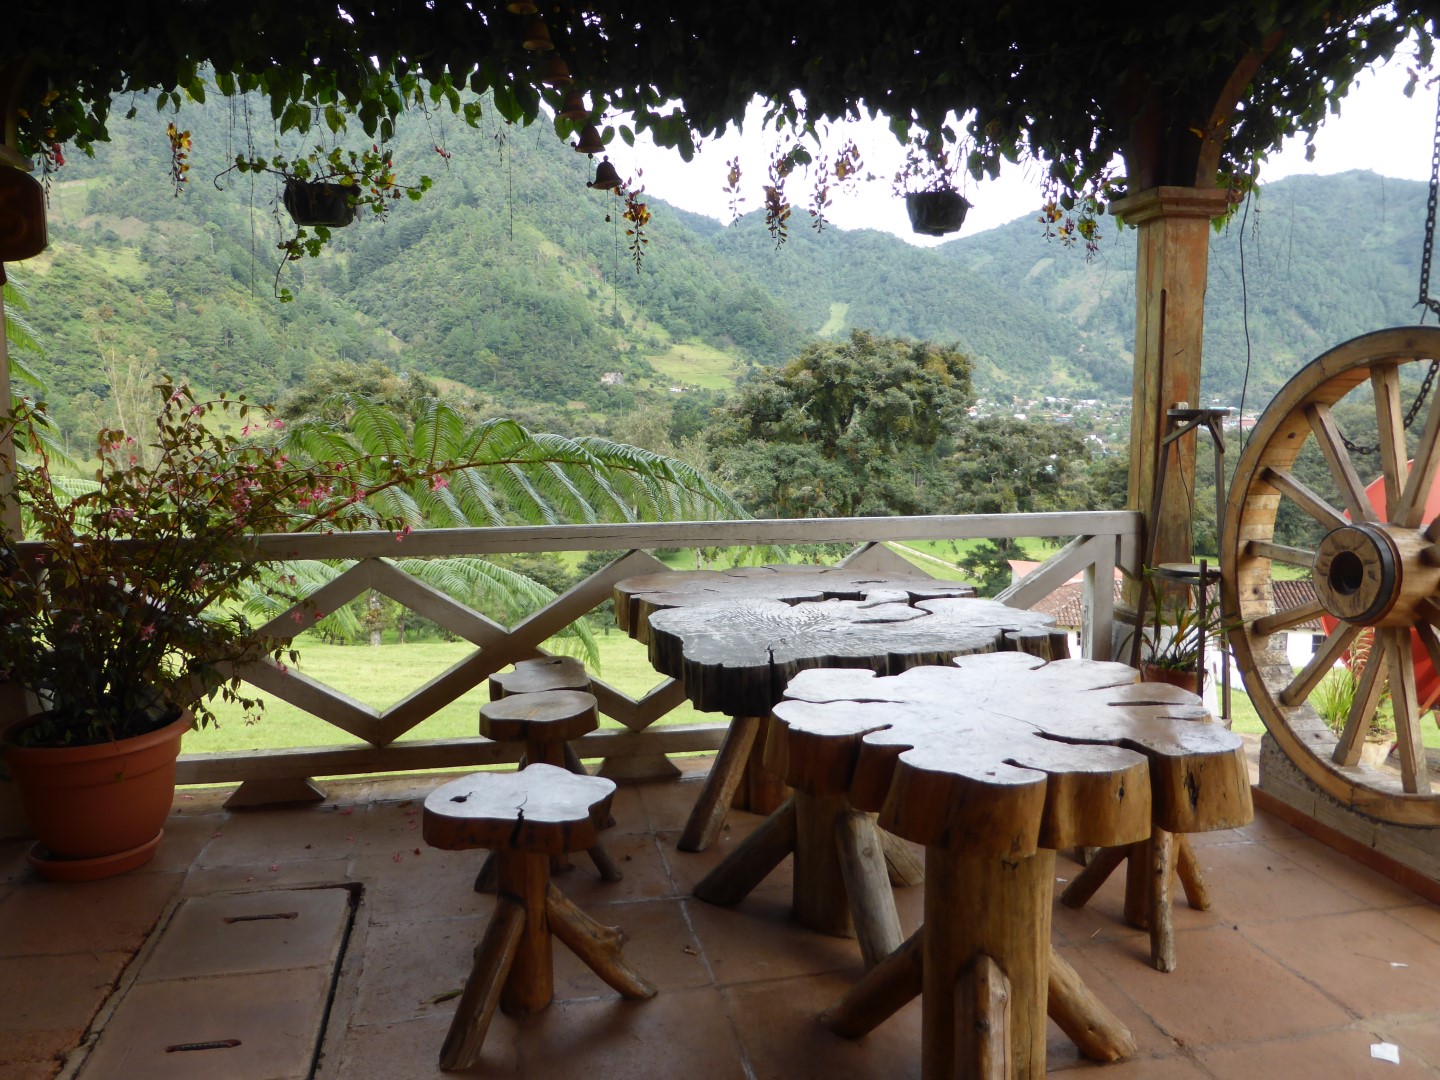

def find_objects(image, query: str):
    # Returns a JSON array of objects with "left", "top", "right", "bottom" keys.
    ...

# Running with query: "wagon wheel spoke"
[
  {"left": 1305, "top": 403, "right": 1378, "bottom": 522},
  {"left": 1395, "top": 379, "right": 1440, "bottom": 528},
  {"left": 1371, "top": 365, "right": 1409, "bottom": 514},
  {"left": 1260, "top": 466, "right": 1348, "bottom": 532},
  {"left": 1243, "top": 540, "right": 1316, "bottom": 567},
  {"left": 1382, "top": 627, "right": 1432, "bottom": 794},
  {"left": 1332, "top": 632, "right": 1388, "bottom": 767},
  {"left": 1280, "top": 623, "right": 1361, "bottom": 707},
  {"left": 1252, "top": 600, "right": 1324, "bottom": 637}
]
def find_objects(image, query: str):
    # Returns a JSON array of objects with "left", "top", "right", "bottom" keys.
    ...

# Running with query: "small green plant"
[
  {"left": 1308, "top": 630, "right": 1392, "bottom": 739},
  {"left": 1125, "top": 568, "right": 1236, "bottom": 675}
]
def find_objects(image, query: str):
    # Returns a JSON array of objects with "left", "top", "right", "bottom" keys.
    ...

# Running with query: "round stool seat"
[
  {"left": 480, "top": 689, "right": 598, "bottom": 745},
  {"left": 424, "top": 764, "right": 614, "bottom": 856},
  {"left": 489, "top": 656, "right": 591, "bottom": 699}
]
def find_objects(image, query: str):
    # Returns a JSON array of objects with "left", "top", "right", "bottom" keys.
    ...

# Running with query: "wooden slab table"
[
  {"left": 772, "top": 652, "right": 1253, "bottom": 1079},
  {"left": 613, "top": 566, "right": 1062, "bottom": 855}
]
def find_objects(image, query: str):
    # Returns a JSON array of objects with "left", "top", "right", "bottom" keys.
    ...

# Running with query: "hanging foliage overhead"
[{"left": 1, "top": 3, "right": 1436, "bottom": 216}]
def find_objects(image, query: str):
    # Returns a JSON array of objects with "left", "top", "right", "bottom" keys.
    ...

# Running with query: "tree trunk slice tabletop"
[
  {"left": 612, "top": 566, "right": 1054, "bottom": 852},
  {"left": 613, "top": 564, "right": 978, "bottom": 645},
  {"left": 773, "top": 653, "right": 1253, "bottom": 1079}
]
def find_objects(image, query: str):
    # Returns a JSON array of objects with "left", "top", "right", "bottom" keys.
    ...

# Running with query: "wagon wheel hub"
[{"left": 1312, "top": 522, "right": 1440, "bottom": 627}]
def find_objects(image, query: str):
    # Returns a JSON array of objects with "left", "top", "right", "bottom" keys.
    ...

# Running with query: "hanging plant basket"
[
  {"left": 282, "top": 178, "right": 356, "bottom": 228},
  {"left": 905, "top": 189, "right": 970, "bottom": 237}
]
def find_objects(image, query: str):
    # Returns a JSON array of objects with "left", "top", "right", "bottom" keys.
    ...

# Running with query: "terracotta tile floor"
[{"left": 4, "top": 754, "right": 1440, "bottom": 1079}]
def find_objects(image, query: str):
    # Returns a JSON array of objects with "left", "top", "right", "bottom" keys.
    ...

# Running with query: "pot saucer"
[{"left": 26, "top": 831, "right": 164, "bottom": 882}]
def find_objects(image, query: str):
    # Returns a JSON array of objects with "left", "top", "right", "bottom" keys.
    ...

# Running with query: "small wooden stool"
[
  {"left": 479, "top": 689, "right": 622, "bottom": 883},
  {"left": 490, "top": 656, "right": 599, "bottom": 782},
  {"left": 424, "top": 765, "right": 656, "bottom": 1071}
]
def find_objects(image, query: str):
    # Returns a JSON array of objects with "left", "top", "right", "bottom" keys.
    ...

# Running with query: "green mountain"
[
  {"left": 939, "top": 168, "right": 1430, "bottom": 406},
  {"left": 8, "top": 86, "right": 1435, "bottom": 437}
]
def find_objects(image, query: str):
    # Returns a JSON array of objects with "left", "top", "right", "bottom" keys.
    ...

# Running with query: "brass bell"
[
  {"left": 588, "top": 158, "right": 622, "bottom": 191},
  {"left": 558, "top": 87, "right": 589, "bottom": 121},
  {"left": 521, "top": 17, "right": 554, "bottom": 51},
  {"left": 573, "top": 123, "right": 604, "bottom": 155},
  {"left": 541, "top": 54, "right": 572, "bottom": 86}
]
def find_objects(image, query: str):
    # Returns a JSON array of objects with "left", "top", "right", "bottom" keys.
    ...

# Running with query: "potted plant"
[
  {"left": 1125, "top": 569, "right": 1234, "bottom": 694},
  {"left": 0, "top": 381, "right": 418, "bottom": 880},
  {"left": 893, "top": 134, "right": 970, "bottom": 237}
]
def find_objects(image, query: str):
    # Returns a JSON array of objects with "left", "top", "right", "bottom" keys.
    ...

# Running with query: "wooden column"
[{"left": 1113, "top": 186, "right": 1232, "bottom": 576}]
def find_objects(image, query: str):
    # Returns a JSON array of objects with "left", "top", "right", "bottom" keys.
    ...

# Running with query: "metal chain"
[{"left": 1339, "top": 76, "right": 1440, "bottom": 455}]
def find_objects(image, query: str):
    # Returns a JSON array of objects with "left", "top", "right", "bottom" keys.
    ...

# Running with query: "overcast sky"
[{"left": 620, "top": 51, "right": 1438, "bottom": 245}]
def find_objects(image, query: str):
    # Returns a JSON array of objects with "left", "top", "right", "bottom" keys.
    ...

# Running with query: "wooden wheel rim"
[{"left": 1222, "top": 326, "right": 1440, "bottom": 825}]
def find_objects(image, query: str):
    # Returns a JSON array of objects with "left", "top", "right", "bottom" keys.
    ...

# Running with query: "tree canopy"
[
  {"left": 3, "top": 4, "right": 1436, "bottom": 222},
  {"left": 706, "top": 329, "right": 972, "bottom": 517}
]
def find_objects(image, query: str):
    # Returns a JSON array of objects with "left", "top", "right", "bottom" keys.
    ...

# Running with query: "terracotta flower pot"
[
  {"left": 282, "top": 178, "right": 356, "bottom": 228},
  {"left": 1140, "top": 663, "right": 1202, "bottom": 696},
  {"left": 2, "top": 712, "right": 191, "bottom": 879}
]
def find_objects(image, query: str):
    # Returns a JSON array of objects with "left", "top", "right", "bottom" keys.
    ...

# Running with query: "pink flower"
[
  {"left": 395, "top": 524, "right": 412, "bottom": 541},
  {"left": 430, "top": 474, "right": 449, "bottom": 491},
  {"left": 269, "top": 418, "right": 285, "bottom": 429},
  {"left": 291, "top": 611, "right": 306, "bottom": 624},
  {"left": 138, "top": 624, "right": 156, "bottom": 641}
]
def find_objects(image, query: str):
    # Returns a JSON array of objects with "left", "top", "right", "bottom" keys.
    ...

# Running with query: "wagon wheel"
[{"left": 1223, "top": 326, "right": 1440, "bottom": 825}]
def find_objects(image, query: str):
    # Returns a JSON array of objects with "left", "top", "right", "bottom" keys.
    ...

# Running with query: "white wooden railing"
[{"left": 168, "top": 511, "right": 1141, "bottom": 804}]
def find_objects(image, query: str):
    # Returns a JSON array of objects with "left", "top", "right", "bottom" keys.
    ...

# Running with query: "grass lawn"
[
  {"left": 183, "top": 629, "right": 711, "bottom": 755},
  {"left": 1226, "top": 676, "right": 1440, "bottom": 748}
]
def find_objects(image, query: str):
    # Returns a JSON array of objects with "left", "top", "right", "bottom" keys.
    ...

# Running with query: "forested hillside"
[
  {"left": 7, "top": 84, "right": 1434, "bottom": 439},
  {"left": 943, "top": 169, "right": 1430, "bottom": 403}
]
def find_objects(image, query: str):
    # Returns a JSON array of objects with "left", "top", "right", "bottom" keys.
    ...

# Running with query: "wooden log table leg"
[
  {"left": 736, "top": 714, "right": 790, "bottom": 815},
  {"left": 926, "top": 848, "right": 1053, "bottom": 1079},
  {"left": 835, "top": 809, "right": 904, "bottom": 968},
  {"left": 678, "top": 714, "right": 761, "bottom": 852},
  {"left": 1150, "top": 827, "right": 1177, "bottom": 973},
  {"left": 794, "top": 790, "right": 854, "bottom": 938},
  {"left": 693, "top": 797, "right": 796, "bottom": 906},
  {"left": 822, "top": 926, "right": 1134, "bottom": 1065},
  {"left": 1176, "top": 834, "right": 1212, "bottom": 910}
]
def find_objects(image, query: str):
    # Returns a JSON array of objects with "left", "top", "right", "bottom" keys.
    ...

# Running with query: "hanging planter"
[
  {"left": 905, "top": 188, "right": 970, "bottom": 237},
  {"left": 282, "top": 178, "right": 356, "bottom": 228}
]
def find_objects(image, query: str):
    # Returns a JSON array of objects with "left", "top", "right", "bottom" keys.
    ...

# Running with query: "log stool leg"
[
  {"left": 678, "top": 714, "right": 762, "bottom": 852},
  {"left": 442, "top": 850, "right": 552, "bottom": 1071},
  {"left": 546, "top": 882, "right": 657, "bottom": 1000},
  {"left": 794, "top": 790, "right": 855, "bottom": 938},
  {"left": 439, "top": 896, "right": 527, "bottom": 1070}
]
